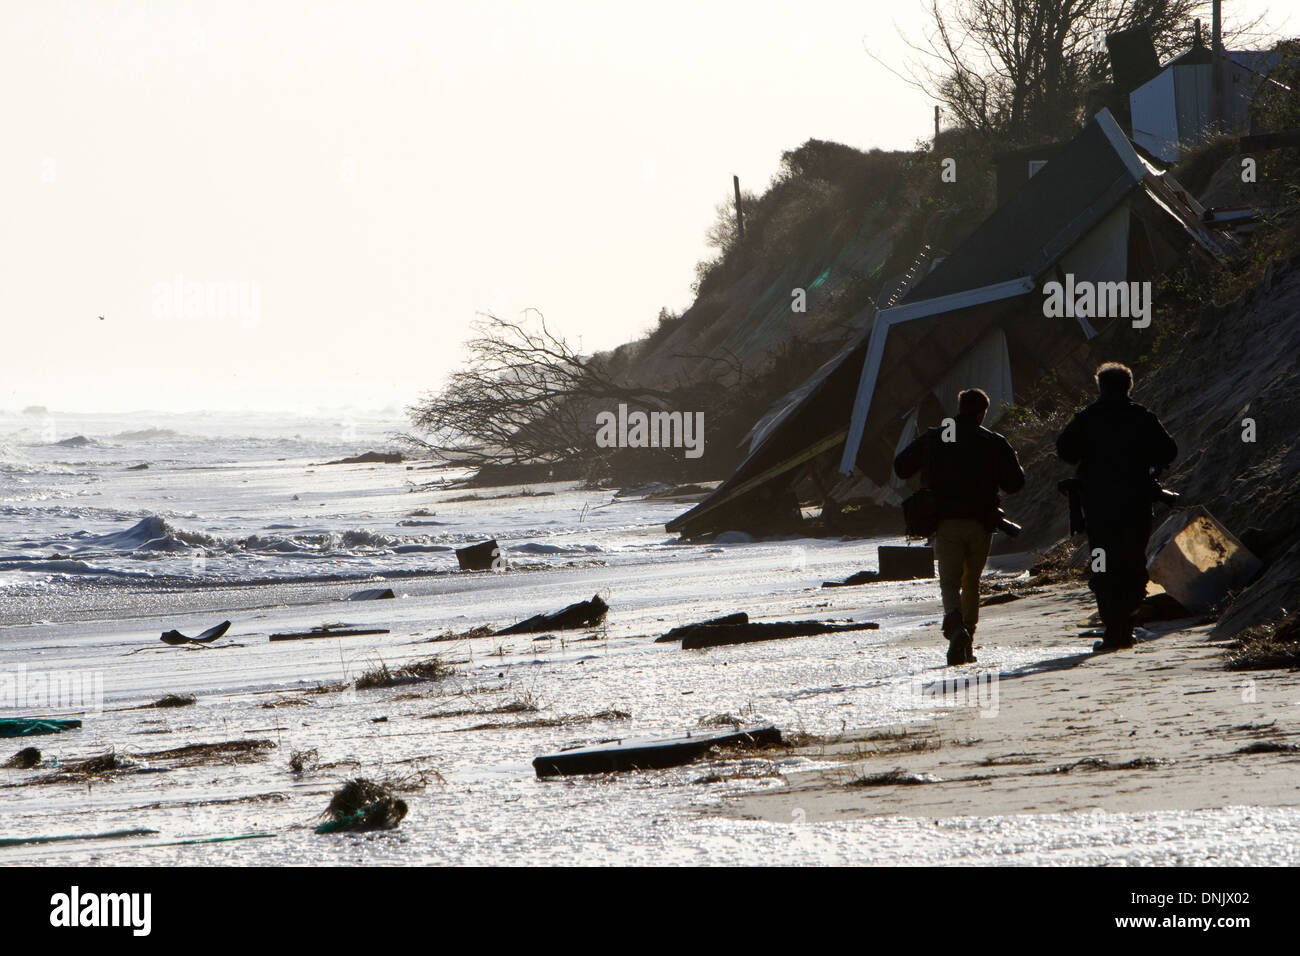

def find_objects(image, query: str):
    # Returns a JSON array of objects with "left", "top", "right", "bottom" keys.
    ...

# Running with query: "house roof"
[
  {"left": 901, "top": 110, "right": 1145, "bottom": 304},
  {"left": 667, "top": 110, "right": 1232, "bottom": 537}
]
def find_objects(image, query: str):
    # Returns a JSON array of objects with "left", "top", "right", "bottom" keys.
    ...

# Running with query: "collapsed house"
[{"left": 667, "top": 108, "right": 1239, "bottom": 539}]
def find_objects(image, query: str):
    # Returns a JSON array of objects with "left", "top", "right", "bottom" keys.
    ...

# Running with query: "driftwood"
[
  {"left": 677, "top": 619, "right": 879, "bottom": 650},
  {"left": 495, "top": 594, "right": 609, "bottom": 635},
  {"left": 269, "top": 626, "right": 390, "bottom": 642},
  {"left": 533, "top": 724, "right": 781, "bottom": 778},
  {"left": 821, "top": 570, "right": 881, "bottom": 588},
  {"left": 653, "top": 613, "right": 749, "bottom": 643}
]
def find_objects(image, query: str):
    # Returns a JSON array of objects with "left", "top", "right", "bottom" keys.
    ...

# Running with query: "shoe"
[
  {"left": 947, "top": 632, "right": 968, "bottom": 666},
  {"left": 1092, "top": 628, "right": 1136, "bottom": 654},
  {"left": 942, "top": 611, "right": 969, "bottom": 665}
]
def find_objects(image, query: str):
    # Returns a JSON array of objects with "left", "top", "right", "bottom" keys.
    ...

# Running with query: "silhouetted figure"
[
  {"left": 895, "top": 388, "right": 1025, "bottom": 666},
  {"left": 1057, "top": 363, "right": 1177, "bottom": 651}
]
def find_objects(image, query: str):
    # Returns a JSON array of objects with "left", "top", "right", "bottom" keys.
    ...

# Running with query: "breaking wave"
[{"left": 64, "top": 515, "right": 453, "bottom": 558}]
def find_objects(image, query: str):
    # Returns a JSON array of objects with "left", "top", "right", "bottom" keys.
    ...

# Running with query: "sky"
[{"left": 1, "top": 0, "right": 1288, "bottom": 415}]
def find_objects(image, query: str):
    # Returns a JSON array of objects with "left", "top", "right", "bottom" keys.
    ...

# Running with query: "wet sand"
[{"left": 725, "top": 586, "right": 1300, "bottom": 825}]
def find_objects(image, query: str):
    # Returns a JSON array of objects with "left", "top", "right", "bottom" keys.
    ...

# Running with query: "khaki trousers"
[{"left": 933, "top": 518, "right": 992, "bottom": 631}]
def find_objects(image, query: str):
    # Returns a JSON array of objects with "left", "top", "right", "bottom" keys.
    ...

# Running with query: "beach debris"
[
  {"left": 653, "top": 613, "right": 749, "bottom": 643},
  {"left": 847, "top": 768, "right": 942, "bottom": 787},
  {"left": 877, "top": 545, "right": 935, "bottom": 580},
  {"left": 822, "top": 570, "right": 881, "bottom": 588},
  {"left": 160, "top": 620, "right": 231, "bottom": 646},
  {"left": 1224, "top": 611, "right": 1300, "bottom": 671},
  {"left": 461, "top": 708, "right": 631, "bottom": 732},
  {"left": 269, "top": 625, "right": 390, "bottom": 641},
  {"left": 0, "top": 718, "right": 81, "bottom": 739},
  {"left": 348, "top": 587, "right": 395, "bottom": 601},
  {"left": 1046, "top": 755, "right": 1165, "bottom": 774},
  {"left": 0, "top": 828, "right": 159, "bottom": 848},
  {"left": 127, "top": 740, "right": 275, "bottom": 771},
  {"left": 692, "top": 759, "right": 784, "bottom": 785},
  {"left": 1135, "top": 590, "right": 1192, "bottom": 623},
  {"left": 496, "top": 594, "right": 609, "bottom": 636},
  {"left": 455, "top": 538, "right": 500, "bottom": 571},
  {"left": 314, "top": 778, "right": 408, "bottom": 833},
  {"left": 355, "top": 655, "right": 452, "bottom": 690},
  {"left": 533, "top": 724, "right": 781, "bottom": 778},
  {"left": 149, "top": 694, "right": 196, "bottom": 708},
  {"left": 2, "top": 747, "right": 41, "bottom": 769},
  {"left": 261, "top": 696, "right": 311, "bottom": 709},
  {"left": 697, "top": 713, "right": 746, "bottom": 728},
  {"left": 39, "top": 749, "right": 141, "bottom": 782},
  {"left": 444, "top": 489, "right": 554, "bottom": 502},
  {"left": 1147, "top": 507, "right": 1262, "bottom": 613},
  {"left": 323, "top": 451, "right": 403, "bottom": 465},
  {"left": 20, "top": 740, "right": 269, "bottom": 785},
  {"left": 978, "top": 587, "right": 1047, "bottom": 607},
  {"left": 289, "top": 748, "right": 319, "bottom": 773},
  {"left": 420, "top": 624, "right": 494, "bottom": 643},
  {"left": 420, "top": 696, "right": 544, "bottom": 721},
  {"left": 675, "top": 618, "right": 879, "bottom": 650},
  {"left": 1235, "top": 741, "right": 1300, "bottom": 755}
]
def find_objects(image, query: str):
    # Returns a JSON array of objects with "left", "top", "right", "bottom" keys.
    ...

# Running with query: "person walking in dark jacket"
[
  {"left": 1057, "top": 363, "right": 1178, "bottom": 652},
  {"left": 894, "top": 388, "right": 1025, "bottom": 666}
]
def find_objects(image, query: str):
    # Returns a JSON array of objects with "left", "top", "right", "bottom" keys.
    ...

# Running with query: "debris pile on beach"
[
  {"left": 315, "top": 778, "right": 408, "bottom": 833},
  {"left": 355, "top": 655, "right": 453, "bottom": 690}
]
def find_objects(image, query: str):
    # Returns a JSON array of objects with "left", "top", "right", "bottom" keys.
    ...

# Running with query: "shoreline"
[{"left": 723, "top": 585, "right": 1300, "bottom": 826}]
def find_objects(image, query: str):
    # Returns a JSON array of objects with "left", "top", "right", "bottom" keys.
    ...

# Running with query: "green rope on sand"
[
  {"left": 0, "top": 828, "right": 158, "bottom": 847},
  {"left": 143, "top": 832, "right": 278, "bottom": 847}
]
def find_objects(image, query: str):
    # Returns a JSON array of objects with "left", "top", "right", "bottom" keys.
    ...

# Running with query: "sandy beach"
[
  {"left": 3, "top": 429, "right": 1298, "bottom": 867},
  {"left": 727, "top": 587, "right": 1300, "bottom": 832}
]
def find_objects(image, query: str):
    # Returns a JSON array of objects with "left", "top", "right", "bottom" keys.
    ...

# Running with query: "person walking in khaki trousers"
[{"left": 894, "top": 388, "right": 1025, "bottom": 665}]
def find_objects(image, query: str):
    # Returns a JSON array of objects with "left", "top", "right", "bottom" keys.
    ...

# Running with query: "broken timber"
[
  {"left": 675, "top": 619, "right": 879, "bottom": 649},
  {"left": 532, "top": 724, "right": 781, "bottom": 778},
  {"left": 269, "top": 626, "right": 391, "bottom": 642},
  {"left": 653, "top": 612, "right": 749, "bottom": 643},
  {"left": 495, "top": 594, "right": 609, "bottom": 635}
]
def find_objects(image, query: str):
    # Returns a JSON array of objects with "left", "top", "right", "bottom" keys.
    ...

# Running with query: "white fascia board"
[
  {"left": 1095, "top": 107, "right": 1149, "bottom": 183},
  {"left": 837, "top": 275, "right": 1035, "bottom": 475}
]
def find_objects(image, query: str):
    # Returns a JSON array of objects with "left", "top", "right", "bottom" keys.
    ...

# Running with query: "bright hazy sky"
[{"left": 1, "top": 1, "right": 1287, "bottom": 414}]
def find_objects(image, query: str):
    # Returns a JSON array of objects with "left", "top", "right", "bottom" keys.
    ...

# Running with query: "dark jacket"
[
  {"left": 1056, "top": 395, "right": 1177, "bottom": 522},
  {"left": 894, "top": 413, "right": 1025, "bottom": 528}
]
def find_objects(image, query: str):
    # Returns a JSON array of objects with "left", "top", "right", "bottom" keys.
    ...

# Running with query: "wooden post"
[
  {"left": 1211, "top": 0, "right": 1223, "bottom": 130},
  {"left": 934, "top": 105, "right": 941, "bottom": 143},
  {"left": 733, "top": 174, "right": 744, "bottom": 244}
]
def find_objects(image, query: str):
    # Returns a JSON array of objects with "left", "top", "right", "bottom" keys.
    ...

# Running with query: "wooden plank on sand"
[{"left": 533, "top": 724, "right": 781, "bottom": 778}]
